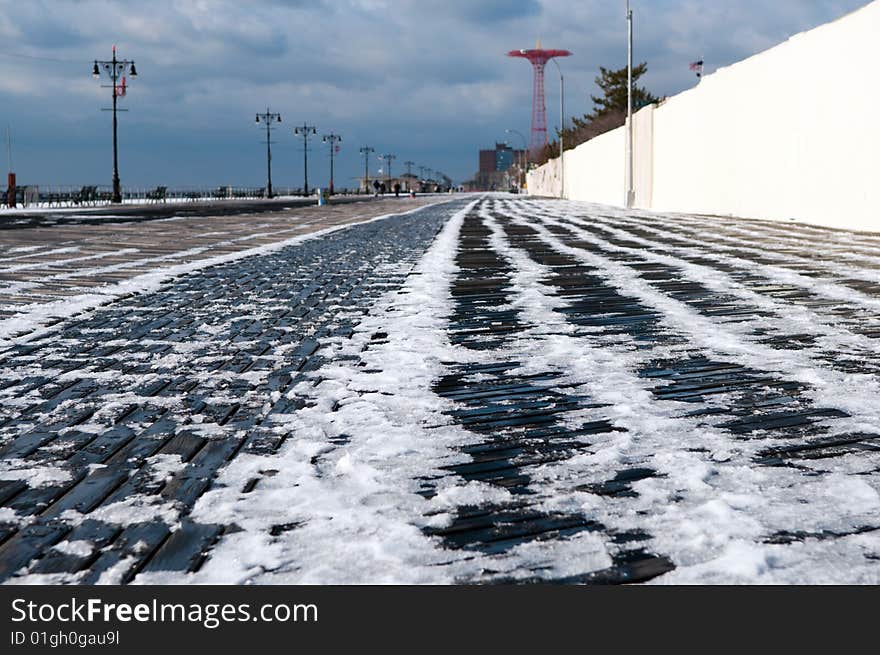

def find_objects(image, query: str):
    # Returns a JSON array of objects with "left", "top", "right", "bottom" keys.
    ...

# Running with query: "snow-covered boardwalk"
[
  {"left": 0, "top": 196, "right": 436, "bottom": 341},
  {"left": 1, "top": 196, "right": 879, "bottom": 584}
]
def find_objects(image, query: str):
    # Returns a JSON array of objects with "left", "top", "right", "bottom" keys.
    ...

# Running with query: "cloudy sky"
[{"left": 0, "top": 0, "right": 870, "bottom": 189}]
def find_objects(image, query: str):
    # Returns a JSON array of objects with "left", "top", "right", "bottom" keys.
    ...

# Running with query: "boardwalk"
[
  {"left": 1, "top": 196, "right": 879, "bottom": 584},
  {"left": 0, "top": 196, "right": 438, "bottom": 326}
]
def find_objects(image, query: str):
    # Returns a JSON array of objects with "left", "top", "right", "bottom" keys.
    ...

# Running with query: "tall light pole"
[
  {"left": 256, "top": 108, "right": 282, "bottom": 198},
  {"left": 322, "top": 131, "right": 342, "bottom": 195},
  {"left": 6, "top": 125, "right": 15, "bottom": 208},
  {"left": 625, "top": 0, "right": 635, "bottom": 209},
  {"left": 403, "top": 160, "right": 415, "bottom": 191},
  {"left": 550, "top": 57, "right": 566, "bottom": 199},
  {"left": 293, "top": 124, "right": 317, "bottom": 196},
  {"left": 360, "top": 146, "right": 375, "bottom": 192},
  {"left": 379, "top": 154, "right": 396, "bottom": 184},
  {"left": 92, "top": 46, "right": 137, "bottom": 204},
  {"left": 505, "top": 128, "right": 528, "bottom": 191}
]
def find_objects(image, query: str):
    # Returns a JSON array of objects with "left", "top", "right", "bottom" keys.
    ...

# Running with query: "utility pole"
[
  {"left": 550, "top": 58, "right": 565, "bottom": 199},
  {"left": 255, "top": 108, "right": 282, "bottom": 198},
  {"left": 322, "top": 131, "right": 342, "bottom": 195},
  {"left": 293, "top": 124, "right": 317, "bottom": 196},
  {"left": 92, "top": 46, "right": 137, "bottom": 204},
  {"left": 625, "top": 0, "right": 635, "bottom": 209},
  {"left": 360, "top": 146, "right": 375, "bottom": 192}
]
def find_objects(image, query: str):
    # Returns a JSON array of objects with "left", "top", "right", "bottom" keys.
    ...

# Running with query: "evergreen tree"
[
  {"left": 533, "top": 63, "right": 660, "bottom": 165},
  {"left": 533, "top": 62, "right": 660, "bottom": 164},
  {"left": 587, "top": 63, "right": 658, "bottom": 120}
]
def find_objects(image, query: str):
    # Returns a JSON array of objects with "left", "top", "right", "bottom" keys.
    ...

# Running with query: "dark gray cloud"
[{"left": 0, "top": 0, "right": 870, "bottom": 186}]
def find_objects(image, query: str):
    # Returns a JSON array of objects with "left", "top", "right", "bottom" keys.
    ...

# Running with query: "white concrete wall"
[
  {"left": 632, "top": 104, "right": 654, "bottom": 208},
  {"left": 527, "top": 105, "right": 650, "bottom": 207},
  {"left": 527, "top": 155, "right": 561, "bottom": 197},
  {"left": 563, "top": 125, "right": 625, "bottom": 206},
  {"left": 528, "top": 1, "right": 880, "bottom": 231}
]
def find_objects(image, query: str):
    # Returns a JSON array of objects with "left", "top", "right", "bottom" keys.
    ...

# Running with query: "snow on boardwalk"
[
  {"left": 1, "top": 196, "right": 880, "bottom": 584},
  {"left": 0, "top": 196, "right": 440, "bottom": 345}
]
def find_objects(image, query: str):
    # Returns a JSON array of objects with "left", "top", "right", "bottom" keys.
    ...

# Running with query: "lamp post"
[
  {"left": 293, "top": 124, "right": 317, "bottom": 196},
  {"left": 403, "top": 160, "right": 415, "bottom": 190},
  {"left": 379, "top": 154, "right": 396, "bottom": 185},
  {"left": 92, "top": 46, "right": 137, "bottom": 204},
  {"left": 359, "top": 146, "right": 375, "bottom": 192},
  {"left": 6, "top": 125, "right": 15, "bottom": 208},
  {"left": 550, "top": 57, "right": 566, "bottom": 199},
  {"left": 505, "top": 128, "right": 528, "bottom": 191},
  {"left": 625, "top": 0, "right": 635, "bottom": 209},
  {"left": 255, "top": 108, "right": 282, "bottom": 198},
  {"left": 322, "top": 131, "right": 342, "bottom": 195}
]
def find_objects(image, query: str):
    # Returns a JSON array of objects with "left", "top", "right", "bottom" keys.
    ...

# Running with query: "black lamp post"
[
  {"left": 403, "top": 160, "right": 415, "bottom": 191},
  {"left": 379, "top": 154, "right": 396, "bottom": 185},
  {"left": 294, "top": 124, "right": 317, "bottom": 196},
  {"left": 359, "top": 146, "right": 374, "bottom": 192},
  {"left": 256, "top": 109, "right": 282, "bottom": 198},
  {"left": 322, "top": 132, "right": 342, "bottom": 195},
  {"left": 92, "top": 46, "right": 137, "bottom": 204}
]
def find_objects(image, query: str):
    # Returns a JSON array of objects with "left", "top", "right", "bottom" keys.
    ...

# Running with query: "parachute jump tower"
[{"left": 507, "top": 42, "right": 571, "bottom": 157}]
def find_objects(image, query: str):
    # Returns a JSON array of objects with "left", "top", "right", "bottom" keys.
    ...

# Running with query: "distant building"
[
  {"left": 468, "top": 143, "right": 526, "bottom": 191},
  {"left": 479, "top": 149, "right": 497, "bottom": 174},
  {"left": 495, "top": 147, "right": 515, "bottom": 172},
  {"left": 479, "top": 143, "right": 520, "bottom": 173}
]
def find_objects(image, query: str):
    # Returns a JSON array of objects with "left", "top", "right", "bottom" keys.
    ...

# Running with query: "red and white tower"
[{"left": 508, "top": 43, "right": 571, "bottom": 157}]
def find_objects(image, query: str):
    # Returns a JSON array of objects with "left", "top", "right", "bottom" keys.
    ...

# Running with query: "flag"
[{"left": 689, "top": 60, "right": 704, "bottom": 78}]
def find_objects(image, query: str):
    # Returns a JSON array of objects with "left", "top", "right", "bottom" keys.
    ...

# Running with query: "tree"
[
  {"left": 533, "top": 62, "right": 660, "bottom": 165},
  {"left": 587, "top": 63, "right": 658, "bottom": 120}
]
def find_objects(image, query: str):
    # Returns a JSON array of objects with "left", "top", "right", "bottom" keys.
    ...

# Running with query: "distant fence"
[{"left": 0, "top": 185, "right": 365, "bottom": 210}]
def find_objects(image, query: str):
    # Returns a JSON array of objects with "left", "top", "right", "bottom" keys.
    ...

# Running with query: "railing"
[{"left": 0, "top": 185, "right": 365, "bottom": 210}]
